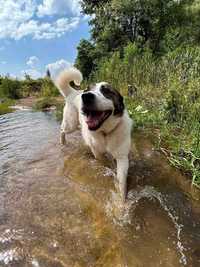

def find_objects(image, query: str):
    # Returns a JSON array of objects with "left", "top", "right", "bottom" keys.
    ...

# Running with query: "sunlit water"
[{"left": 0, "top": 110, "right": 200, "bottom": 267}]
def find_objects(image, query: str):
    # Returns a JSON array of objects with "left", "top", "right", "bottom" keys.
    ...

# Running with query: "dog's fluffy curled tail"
[{"left": 55, "top": 67, "right": 83, "bottom": 98}]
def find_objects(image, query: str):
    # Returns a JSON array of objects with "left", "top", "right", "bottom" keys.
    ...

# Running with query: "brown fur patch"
[{"left": 100, "top": 84, "right": 124, "bottom": 116}]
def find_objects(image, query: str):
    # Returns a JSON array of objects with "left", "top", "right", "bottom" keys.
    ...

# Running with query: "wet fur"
[{"left": 55, "top": 68, "right": 132, "bottom": 201}]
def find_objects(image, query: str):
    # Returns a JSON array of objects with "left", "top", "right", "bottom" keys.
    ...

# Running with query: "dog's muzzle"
[
  {"left": 82, "top": 92, "right": 95, "bottom": 106},
  {"left": 81, "top": 93, "right": 112, "bottom": 131}
]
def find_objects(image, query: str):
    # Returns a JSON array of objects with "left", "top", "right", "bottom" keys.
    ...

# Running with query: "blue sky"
[{"left": 0, "top": 0, "right": 90, "bottom": 79}]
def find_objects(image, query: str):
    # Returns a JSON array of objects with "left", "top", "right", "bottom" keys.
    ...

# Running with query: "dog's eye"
[{"left": 101, "top": 85, "right": 112, "bottom": 96}]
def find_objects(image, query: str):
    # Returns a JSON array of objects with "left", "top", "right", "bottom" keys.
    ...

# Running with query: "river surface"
[{"left": 0, "top": 110, "right": 200, "bottom": 267}]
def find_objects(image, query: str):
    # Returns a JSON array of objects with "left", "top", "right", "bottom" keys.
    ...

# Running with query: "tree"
[
  {"left": 46, "top": 69, "right": 51, "bottom": 79},
  {"left": 0, "top": 77, "right": 21, "bottom": 99},
  {"left": 24, "top": 73, "right": 31, "bottom": 81},
  {"left": 81, "top": 0, "right": 191, "bottom": 53},
  {"left": 75, "top": 39, "right": 96, "bottom": 79},
  {"left": 77, "top": 0, "right": 193, "bottom": 78}
]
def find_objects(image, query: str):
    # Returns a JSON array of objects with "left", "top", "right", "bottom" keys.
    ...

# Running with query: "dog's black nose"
[{"left": 82, "top": 92, "right": 95, "bottom": 105}]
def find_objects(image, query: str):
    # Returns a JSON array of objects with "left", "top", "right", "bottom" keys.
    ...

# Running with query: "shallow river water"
[{"left": 0, "top": 110, "right": 200, "bottom": 267}]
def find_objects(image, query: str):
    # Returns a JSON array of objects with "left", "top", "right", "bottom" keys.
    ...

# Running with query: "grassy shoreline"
[
  {"left": 126, "top": 97, "right": 200, "bottom": 189},
  {"left": 0, "top": 99, "right": 15, "bottom": 115},
  {"left": 87, "top": 45, "right": 200, "bottom": 188},
  {"left": 32, "top": 94, "right": 200, "bottom": 189},
  {"left": 0, "top": 84, "right": 199, "bottom": 188}
]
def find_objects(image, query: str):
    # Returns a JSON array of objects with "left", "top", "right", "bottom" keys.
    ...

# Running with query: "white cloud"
[
  {"left": 23, "top": 55, "right": 41, "bottom": 79},
  {"left": 0, "top": 0, "right": 81, "bottom": 40},
  {"left": 37, "top": 0, "right": 81, "bottom": 17},
  {"left": 26, "top": 56, "right": 39, "bottom": 68},
  {"left": 0, "top": 0, "right": 36, "bottom": 38},
  {"left": 20, "top": 58, "right": 72, "bottom": 80},
  {"left": 46, "top": 59, "right": 72, "bottom": 78},
  {"left": 0, "top": 0, "right": 36, "bottom": 22},
  {"left": 14, "top": 17, "right": 80, "bottom": 40}
]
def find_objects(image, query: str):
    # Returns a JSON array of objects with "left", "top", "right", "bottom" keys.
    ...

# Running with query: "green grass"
[
  {"left": 55, "top": 102, "right": 64, "bottom": 121},
  {"left": 125, "top": 96, "right": 200, "bottom": 188},
  {"left": 90, "top": 44, "right": 200, "bottom": 188},
  {"left": 158, "top": 124, "right": 200, "bottom": 188},
  {"left": 33, "top": 97, "right": 58, "bottom": 111},
  {"left": 0, "top": 99, "right": 15, "bottom": 115},
  {"left": 33, "top": 97, "right": 65, "bottom": 122}
]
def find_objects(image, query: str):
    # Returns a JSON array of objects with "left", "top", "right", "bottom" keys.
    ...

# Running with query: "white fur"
[{"left": 55, "top": 68, "right": 132, "bottom": 201}]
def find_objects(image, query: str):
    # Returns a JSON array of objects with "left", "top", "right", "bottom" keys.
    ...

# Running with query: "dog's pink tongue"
[
  {"left": 86, "top": 112, "right": 105, "bottom": 129},
  {"left": 86, "top": 115, "right": 99, "bottom": 129}
]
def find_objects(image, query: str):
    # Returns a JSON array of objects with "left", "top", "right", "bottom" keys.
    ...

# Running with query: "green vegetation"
[
  {"left": 0, "top": 99, "right": 15, "bottom": 115},
  {"left": 55, "top": 102, "right": 65, "bottom": 121},
  {"left": 76, "top": 0, "right": 200, "bottom": 187},
  {"left": 0, "top": 72, "right": 60, "bottom": 114},
  {"left": 33, "top": 97, "right": 64, "bottom": 122},
  {"left": 0, "top": 77, "right": 21, "bottom": 99},
  {"left": 0, "top": 74, "right": 59, "bottom": 99},
  {"left": 33, "top": 97, "right": 57, "bottom": 110}
]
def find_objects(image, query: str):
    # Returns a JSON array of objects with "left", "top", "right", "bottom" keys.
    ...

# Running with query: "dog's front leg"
[
  {"left": 60, "top": 119, "right": 67, "bottom": 145},
  {"left": 60, "top": 104, "right": 79, "bottom": 145},
  {"left": 60, "top": 126, "right": 75, "bottom": 145},
  {"left": 60, "top": 132, "right": 65, "bottom": 145},
  {"left": 116, "top": 157, "right": 129, "bottom": 201}
]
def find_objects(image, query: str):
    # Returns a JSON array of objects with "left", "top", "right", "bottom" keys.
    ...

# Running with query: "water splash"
[
  {"left": 0, "top": 229, "right": 24, "bottom": 244},
  {"left": 0, "top": 248, "right": 23, "bottom": 265},
  {"left": 106, "top": 186, "right": 188, "bottom": 265},
  {"left": 31, "top": 258, "right": 40, "bottom": 267}
]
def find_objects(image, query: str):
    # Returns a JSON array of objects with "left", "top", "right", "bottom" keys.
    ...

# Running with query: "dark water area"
[{"left": 0, "top": 110, "right": 200, "bottom": 267}]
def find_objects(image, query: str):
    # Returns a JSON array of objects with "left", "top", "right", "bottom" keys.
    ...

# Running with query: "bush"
[
  {"left": 40, "top": 78, "right": 59, "bottom": 97},
  {"left": 33, "top": 97, "right": 57, "bottom": 110},
  {"left": 0, "top": 99, "right": 15, "bottom": 115},
  {"left": 0, "top": 77, "right": 21, "bottom": 99},
  {"left": 90, "top": 44, "right": 200, "bottom": 186},
  {"left": 21, "top": 79, "right": 43, "bottom": 97},
  {"left": 0, "top": 75, "right": 59, "bottom": 99}
]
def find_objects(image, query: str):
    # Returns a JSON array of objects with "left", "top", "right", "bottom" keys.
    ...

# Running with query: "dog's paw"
[
  {"left": 114, "top": 181, "right": 127, "bottom": 203},
  {"left": 60, "top": 132, "right": 66, "bottom": 145}
]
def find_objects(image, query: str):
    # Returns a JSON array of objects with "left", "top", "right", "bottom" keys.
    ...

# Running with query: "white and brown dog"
[{"left": 55, "top": 67, "right": 132, "bottom": 201}]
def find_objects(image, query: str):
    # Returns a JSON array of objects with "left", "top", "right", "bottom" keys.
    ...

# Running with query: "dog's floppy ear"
[
  {"left": 113, "top": 90, "right": 124, "bottom": 115},
  {"left": 100, "top": 84, "right": 124, "bottom": 116}
]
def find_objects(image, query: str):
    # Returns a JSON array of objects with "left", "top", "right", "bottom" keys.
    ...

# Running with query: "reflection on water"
[
  {"left": 0, "top": 110, "right": 200, "bottom": 267},
  {"left": 0, "top": 111, "right": 59, "bottom": 177}
]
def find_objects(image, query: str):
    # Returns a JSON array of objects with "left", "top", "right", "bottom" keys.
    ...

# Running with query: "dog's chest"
[
  {"left": 92, "top": 132, "right": 114, "bottom": 153},
  {"left": 92, "top": 132, "right": 106, "bottom": 148}
]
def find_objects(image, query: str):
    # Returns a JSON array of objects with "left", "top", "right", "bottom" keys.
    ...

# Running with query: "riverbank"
[
  {"left": 1, "top": 93, "right": 199, "bottom": 189},
  {"left": 16, "top": 96, "right": 64, "bottom": 109},
  {"left": 0, "top": 99, "right": 15, "bottom": 115},
  {"left": 125, "top": 97, "right": 200, "bottom": 190},
  {"left": 16, "top": 96, "right": 38, "bottom": 107},
  {"left": 0, "top": 96, "right": 64, "bottom": 114},
  {"left": 0, "top": 97, "right": 38, "bottom": 115}
]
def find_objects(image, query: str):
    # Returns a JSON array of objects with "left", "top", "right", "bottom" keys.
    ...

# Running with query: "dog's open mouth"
[{"left": 82, "top": 108, "right": 112, "bottom": 131}]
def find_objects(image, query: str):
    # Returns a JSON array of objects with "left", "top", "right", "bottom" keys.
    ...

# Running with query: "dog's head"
[{"left": 81, "top": 82, "right": 124, "bottom": 131}]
